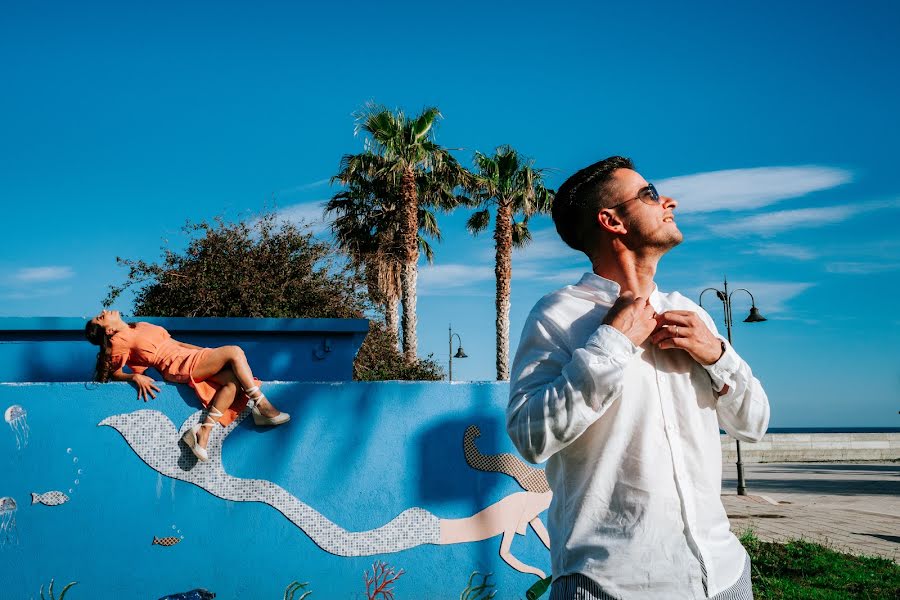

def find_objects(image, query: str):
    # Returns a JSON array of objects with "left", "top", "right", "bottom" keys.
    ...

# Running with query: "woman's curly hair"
[{"left": 84, "top": 320, "right": 134, "bottom": 382}]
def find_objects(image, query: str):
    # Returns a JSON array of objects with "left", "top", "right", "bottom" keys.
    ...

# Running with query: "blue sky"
[{"left": 2, "top": 1, "right": 898, "bottom": 427}]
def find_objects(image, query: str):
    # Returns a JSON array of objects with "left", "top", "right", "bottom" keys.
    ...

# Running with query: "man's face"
[{"left": 605, "top": 168, "right": 683, "bottom": 252}]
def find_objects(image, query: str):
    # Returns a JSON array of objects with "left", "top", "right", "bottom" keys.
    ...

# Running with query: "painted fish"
[
  {"left": 152, "top": 536, "right": 182, "bottom": 547},
  {"left": 31, "top": 491, "right": 69, "bottom": 506}
]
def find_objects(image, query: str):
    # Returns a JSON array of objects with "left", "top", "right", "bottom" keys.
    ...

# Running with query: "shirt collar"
[{"left": 577, "top": 272, "right": 662, "bottom": 308}]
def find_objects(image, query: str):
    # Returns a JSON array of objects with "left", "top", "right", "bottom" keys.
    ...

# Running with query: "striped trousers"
[{"left": 549, "top": 554, "right": 753, "bottom": 600}]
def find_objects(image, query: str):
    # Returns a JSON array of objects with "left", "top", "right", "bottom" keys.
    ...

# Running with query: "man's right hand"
[{"left": 602, "top": 291, "right": 658, "bottom": 347}]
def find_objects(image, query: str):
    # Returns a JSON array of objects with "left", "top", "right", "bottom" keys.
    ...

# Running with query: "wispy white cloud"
[
  {"left": 13, "top": 266, "right": 74, "bottom": 283},
  {"left": 417, "top": 259, "right": 583, "bottom": 296},
  {"left": 418, "top": 263, "right": 495, "bottom": 295},
  {"left": 658, "top": 166, "right": 851, "bottom": 214},
  {"left": 271, "top": 201, "right": 330, "bottom": 234},
  {"left": 0, "top": 285, "right": 73, "bottom": 300},
  {"left": 690, "top": 280, "right": 814, "bottom": 315},
  {"left": 274, "top": 178, "right": 331, "bottom": 198},
  {"left": 531, "top": 268, "right": 589, "bottom": 285},
  {"left": 825, "top": 261, "right": 900, "bottom": 275},
  {"left": 713, "top": 199, "right": 900, "bottom": 237},
  {"left": 742, "top": 243, "right": 817, "bottom": 261},
  {"left": 512, "top": 227, "right": 578, "bottom": 262}
]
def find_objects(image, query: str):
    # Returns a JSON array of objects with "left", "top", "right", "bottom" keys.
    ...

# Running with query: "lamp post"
[
  {"left": 699, "top": 276, "right": 766, "bottom": 496},
  {"left": 448, "top": 324, "right": 468, "bottom": 382}
]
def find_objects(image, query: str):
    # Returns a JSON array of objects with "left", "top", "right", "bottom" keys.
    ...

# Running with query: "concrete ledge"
[
  {"left": 721, "top": 433, "right": 900, "bottom": 462},
  {"left": 0, "top": 316, "right": 369, "bottom": 382}
]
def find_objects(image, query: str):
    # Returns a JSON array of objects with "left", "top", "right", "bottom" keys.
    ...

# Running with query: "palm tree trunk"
[
  {"left": 494, "top": 200, "right": 513, "bottom": 380},
  {"left": 385, "top": 296, "right": 400, "bottom": 351},
  {"left": 399, "top": 167, "right": 419, "bottom": 362}
]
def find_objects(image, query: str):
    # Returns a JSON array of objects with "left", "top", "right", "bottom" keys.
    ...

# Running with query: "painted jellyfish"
[
  {"left": 4, "top": 405, "right": 29, "bottom": 449},
  {"left": 0, "top": 497, "right": 17, "bottom": 546}
]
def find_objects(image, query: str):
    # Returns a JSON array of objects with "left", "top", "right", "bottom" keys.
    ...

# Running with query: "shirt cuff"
[
  {"left": 585, "top": 324, "right": 639, "bottom": 361},
  {"left": 704, "top": 338, "right": 739, "bottom": 391}
]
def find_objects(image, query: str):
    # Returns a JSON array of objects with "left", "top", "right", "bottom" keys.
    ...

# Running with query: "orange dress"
[{"left": 109, "top": 322, "right": 249, "bottom": 426}]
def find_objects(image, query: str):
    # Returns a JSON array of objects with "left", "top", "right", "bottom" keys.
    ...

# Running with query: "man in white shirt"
[{"left": 507, "top": 156, "right": 770, "bottom": 599}]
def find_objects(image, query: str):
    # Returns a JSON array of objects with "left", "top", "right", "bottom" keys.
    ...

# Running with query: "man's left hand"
[{"left": 650, "top": 311, "right": 724, "bottom": 365}]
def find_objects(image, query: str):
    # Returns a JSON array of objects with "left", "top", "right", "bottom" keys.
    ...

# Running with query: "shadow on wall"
[
  {"left": 21, "top": 343, "right": 95, "bottom": 383},
  {"left": 415, "top": 381, "right": 508, "bottom": 571}
]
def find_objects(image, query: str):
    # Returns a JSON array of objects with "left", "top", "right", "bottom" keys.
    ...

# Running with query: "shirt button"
[
  {"left": 659, "top": 374, "right": 666, "bottom": 381},
  {"left": 666, "top": 424, "right": 676, "bottom": 432}
]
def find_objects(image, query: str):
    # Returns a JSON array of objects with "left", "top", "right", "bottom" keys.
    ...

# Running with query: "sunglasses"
[{"left": 608, "top": 183, "right": 660, "bottom": 210}]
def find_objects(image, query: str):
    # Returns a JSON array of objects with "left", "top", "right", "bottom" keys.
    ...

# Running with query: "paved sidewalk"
[{"left": 721, "top": 462, "right": 900, "bottom": 562}]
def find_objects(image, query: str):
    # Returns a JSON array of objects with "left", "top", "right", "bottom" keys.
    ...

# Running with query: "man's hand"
[
  {"left": 650, "top": 310, "right": 724, "bottom": 365},
  {"left": 132, "top": 373, "right": 161, "bottom": 402},
  {"left": 603, "top": 292, "right": 658, "bottom": 347}
]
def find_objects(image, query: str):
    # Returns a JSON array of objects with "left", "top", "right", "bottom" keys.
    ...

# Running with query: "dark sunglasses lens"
[{"left": 641, "top": 184, "right": 660, "bottom": 204}]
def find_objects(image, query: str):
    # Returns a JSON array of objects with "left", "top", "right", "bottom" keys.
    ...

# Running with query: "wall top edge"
[
  {"left": 0, "top": 380, "right": 510, "bottom": 387},
  {"left": 0, "top": 316, "right": 370, "bottom": 334}
]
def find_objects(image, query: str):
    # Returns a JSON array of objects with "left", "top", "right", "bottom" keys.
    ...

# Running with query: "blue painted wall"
[
  {"left": 0, "top": 380, "right": 549, "bottom": 599},
  {"left": 0, "top": 317, "right": 369, "bottom": 383}
]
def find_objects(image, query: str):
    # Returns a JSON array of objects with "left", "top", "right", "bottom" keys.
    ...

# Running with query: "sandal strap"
[
  {"left": 203, "top": 406, "right": 225, "bottom": 424},
  {"left": 245, "top": 387, "right": 265, "bottom": 409}
]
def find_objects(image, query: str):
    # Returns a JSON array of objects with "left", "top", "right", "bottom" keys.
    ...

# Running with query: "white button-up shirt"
[{"left": 507, "top": 273, "right": 770, "bottom": 599}]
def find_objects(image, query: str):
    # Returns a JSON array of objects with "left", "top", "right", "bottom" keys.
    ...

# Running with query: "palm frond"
[
  {"left": 466, "top": 209, "right": 491, "bottom": 235},
  {"left": 511, "top": 218, "right": 533, "bottom": 249},
  {"left": 412, "top": 107, "right": 441, "bottom": 141},
  {"left": 419, "top": 208, "right": 442, "bottom": 241},
  {"left": 419, "top": 237, "right": 435, "bottom": 264}
]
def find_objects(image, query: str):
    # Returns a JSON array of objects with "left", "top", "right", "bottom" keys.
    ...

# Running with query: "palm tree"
[
  {"left": 327, "top": 151, "right": 455, "bottom": 349},
  {"left": 353, "top": 104, "right": 469, "bottom": 362},
  {"left": 467, "top": 145, "right": 554, "bottom": 380}
]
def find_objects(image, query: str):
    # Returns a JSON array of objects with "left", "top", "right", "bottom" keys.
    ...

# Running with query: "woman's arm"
[{"left": 110, "top": 369, "right": 161, "bottom": 401}]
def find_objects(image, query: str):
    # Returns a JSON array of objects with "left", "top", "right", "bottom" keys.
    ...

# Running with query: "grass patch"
[{"left": 740, "top": 530, "right": 900, "bottom": 599}]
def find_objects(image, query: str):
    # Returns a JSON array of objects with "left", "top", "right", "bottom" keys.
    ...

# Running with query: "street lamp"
[
  {"left": 448, "top": 324, "right": 468, "bottom": 382},
  {"left": 699, "top": 276, "right": 767, "bottom": 496}
]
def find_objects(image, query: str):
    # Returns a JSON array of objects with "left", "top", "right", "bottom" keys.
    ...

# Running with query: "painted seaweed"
[
  {"left": 283, "top": 581, "right": 312, "bottom": 600},
  {"left": 39, "top": 578, "right": 78, "bottom": 600},
  {"left": 461, "top": 571, "right": 497, "bottom": 600}
]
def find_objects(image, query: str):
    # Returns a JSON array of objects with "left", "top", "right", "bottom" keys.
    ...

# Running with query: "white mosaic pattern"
[
  {"left": 99, "top": 409, "right": 440, "bottom": 556},
  {"left": 463, "top": 425, "right": 549, "bottom": 493}
]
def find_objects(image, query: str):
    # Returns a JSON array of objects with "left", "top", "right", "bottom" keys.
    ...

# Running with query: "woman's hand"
[{"left": 132, "top": 374, "right": 161, "bottom": 401}]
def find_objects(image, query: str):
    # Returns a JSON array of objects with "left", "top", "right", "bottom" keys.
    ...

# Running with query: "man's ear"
[{"left": 597, "top": 208, "right": 627, "bottom": 235}]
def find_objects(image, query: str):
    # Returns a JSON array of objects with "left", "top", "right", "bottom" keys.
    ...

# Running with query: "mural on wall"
[
  {"left": 100, "top": 408, "right": 552, "bottom": 576},
  {"left": 100, "top": 409, "right": 442, "bottom": 555},
  {"left": 31, "top": 491, "right": 69, "bottom": 507},
  {"left": 152, "top": 536, "right": 183, "bottom": 547},
  {"left": 439, "top": 425, "right": 552, "bottom": 578},
  {"left": 4, "top": 404, "right": 29, "bottom": 449},
  {"left": 66, "top": 447, "right": 83, "bottom": 496},
  {"left": 0, "top": 496, "right": 17, "bottom": 546}
]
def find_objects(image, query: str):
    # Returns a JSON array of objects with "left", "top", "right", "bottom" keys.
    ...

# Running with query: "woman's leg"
[
  {"left": 191, "top": 346, "right": 282, "bottom": 417},
  {"left": 196, "top": 370, "right": 238, "bottom": 449}
]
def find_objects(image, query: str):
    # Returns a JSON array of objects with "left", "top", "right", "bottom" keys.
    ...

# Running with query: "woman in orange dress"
[{"left": 85, "top": 309, "right": 289, "bottom": 462}]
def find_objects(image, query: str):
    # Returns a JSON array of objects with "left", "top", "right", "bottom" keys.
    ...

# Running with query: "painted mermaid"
[
  {"left": 440, "top": 424, "right": 552, "bottom": 577},
  {"left": 85, "top": 309, "right": 289, "bottom": 461}
]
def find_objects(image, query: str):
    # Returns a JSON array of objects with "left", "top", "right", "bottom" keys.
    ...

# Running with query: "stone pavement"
[{"left": 721, "top": 462, "right": 900, "bottom": 562}]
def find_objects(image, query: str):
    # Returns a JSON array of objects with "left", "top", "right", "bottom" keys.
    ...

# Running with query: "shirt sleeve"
[
  {"left": 696, "top": 308, "right": 771, "bottom": 442},
  {"left": 506, "top": 309, "right": 640, "bottom": 464},
  {"left": 109, "top": 352, "right": 128, "bottom": 374}
]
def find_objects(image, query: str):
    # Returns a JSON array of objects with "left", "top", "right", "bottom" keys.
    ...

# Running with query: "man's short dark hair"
[{"left": 552, "top": 156, "right": 635, "bottom": 253}]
